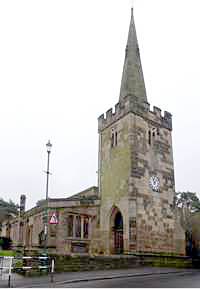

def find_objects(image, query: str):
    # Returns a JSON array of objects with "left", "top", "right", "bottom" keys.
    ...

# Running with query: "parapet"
[
  {"left": 106, "top": 108, "right": 113, "bottom": 121},
  {"left": 163, "top": 111, "right": 172, "bottom": 130},
  {"left": 149, "top": 106, "right": 172, "bottom": 130},
  {"left": 98, "top": 99, "right": 130, "bottom": 132},
  {"left": 98, "top": 96, "right": 172, "bottom": 132},
  {"left": 153, "top": 106, "right": 162, "bottom": 118}
]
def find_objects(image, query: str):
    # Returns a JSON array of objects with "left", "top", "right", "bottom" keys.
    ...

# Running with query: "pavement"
[{"left": 0, "top": 266, "right": 197, "bottom": 288}]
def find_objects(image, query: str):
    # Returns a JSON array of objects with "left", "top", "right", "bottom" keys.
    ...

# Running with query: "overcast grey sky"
[{"left": 0, "top": 0, "right": 200, "bottom": 209}]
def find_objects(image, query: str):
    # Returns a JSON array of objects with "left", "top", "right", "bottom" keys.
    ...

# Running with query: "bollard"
[
  {"left": 50, "top": 258, "right": 55, "bottom": 283},
  {"left": 8, "top": 257, "right": 13, "bottom": 288}
]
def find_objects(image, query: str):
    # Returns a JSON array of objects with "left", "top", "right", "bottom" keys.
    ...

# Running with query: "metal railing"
[{"left": 0, "top": 256, "right": 55, "bottom": 287}]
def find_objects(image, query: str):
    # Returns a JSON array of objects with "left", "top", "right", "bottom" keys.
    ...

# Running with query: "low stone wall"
[
  {"left": 137, "top": 254, "right": 193, "bottom": 268},
  {"left": 50, "top": 255, "right": 139, "bottom": 272},
  {"left": 49, "top": 254, "right": 193, "bottom": 273}
]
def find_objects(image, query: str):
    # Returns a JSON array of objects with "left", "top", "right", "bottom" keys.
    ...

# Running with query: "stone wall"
[
  {"left": 98, "top": 95, "right": 185, "bottom": 255},
  {"left": 99, "top": 113, "right": 131, "bottom": 254},
  {"left": 49, "top": 254, "right": 193, "bottom": 272}
]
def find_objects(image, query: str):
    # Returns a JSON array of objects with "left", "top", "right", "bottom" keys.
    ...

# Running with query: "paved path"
[{"left": 0, "top": 267, "right": 197, "bottom": 288}]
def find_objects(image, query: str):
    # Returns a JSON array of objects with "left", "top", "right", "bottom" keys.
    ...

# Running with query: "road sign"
[{"left": 49, "top": 213, "right": 59, "bottom": 224}]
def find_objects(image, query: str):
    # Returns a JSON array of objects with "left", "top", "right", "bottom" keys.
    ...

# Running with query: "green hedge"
[{"left": 0, "top": 250, "right": 15, "bottom": 256}]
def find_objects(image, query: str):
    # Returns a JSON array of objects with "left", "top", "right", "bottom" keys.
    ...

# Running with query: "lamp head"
[{"left": 46, "top": 140, "right": 52, "bottom": 153}]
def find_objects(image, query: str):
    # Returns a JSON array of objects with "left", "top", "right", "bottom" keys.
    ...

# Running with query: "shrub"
[{"left": 0, "top": 237, "right": 12, "bottom": 250}]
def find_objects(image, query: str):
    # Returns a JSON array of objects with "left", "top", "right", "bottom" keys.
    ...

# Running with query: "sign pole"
[{"left": 8, "top": 257, "right": 13, "bottom": 288}]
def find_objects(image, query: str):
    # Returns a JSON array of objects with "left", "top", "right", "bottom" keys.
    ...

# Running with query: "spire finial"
[{"left": 131, "top": 0, "right": 134, "bottom": 19}]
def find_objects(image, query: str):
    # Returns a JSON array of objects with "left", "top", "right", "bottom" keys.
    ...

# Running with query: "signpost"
[{"left": 49, "top": 213, "right": 59, "bottom": 225}]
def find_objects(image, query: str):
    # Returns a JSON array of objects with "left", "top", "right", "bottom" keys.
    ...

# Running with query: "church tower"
[{"left": 97, "top": 8, "right": 185, "bottom": 255}]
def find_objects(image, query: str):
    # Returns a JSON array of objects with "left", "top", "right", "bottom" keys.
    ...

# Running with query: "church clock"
[{"left": 149, "top": 176, "right": 160, "bottom": 192}]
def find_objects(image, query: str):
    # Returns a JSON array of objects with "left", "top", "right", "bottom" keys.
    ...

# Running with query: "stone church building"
[{"left": 1, "top": 9, "right": 185, "bottom": 256}]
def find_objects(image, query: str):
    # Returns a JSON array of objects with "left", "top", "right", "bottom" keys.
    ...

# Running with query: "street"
[
  {"left": 0, "top": 267, "right": 198, "bottom": 288},
  {"left": 56, "top": 272, "right": 200, "bottom": 288}
]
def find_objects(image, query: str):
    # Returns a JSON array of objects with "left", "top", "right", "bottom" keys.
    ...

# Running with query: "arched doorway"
[
  {"left": 110, "top": 207, "right": 124, "bottom": 254},
  {"left": 114, "top": 211, "right": 123, "bottom": 254}
]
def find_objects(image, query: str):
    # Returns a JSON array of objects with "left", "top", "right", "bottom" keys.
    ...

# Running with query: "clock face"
[{"left": 149, "top": 176, "right": 160, "bottom": 192}]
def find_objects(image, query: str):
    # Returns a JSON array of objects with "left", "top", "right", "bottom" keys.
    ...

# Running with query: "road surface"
[
  {"left": 0, "top": 267, "right": 198, "bottom": 288},
  {"left": 55, "top": 272, "right": 200, "bottom": 288}
]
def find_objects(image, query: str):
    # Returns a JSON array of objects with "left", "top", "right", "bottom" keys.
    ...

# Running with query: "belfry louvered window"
[
  {"left": 111, "top": 128, "right": 118, "bottom": 148},
  {"left": 148, "top": 130, "right": 151, "bottom": 145}
]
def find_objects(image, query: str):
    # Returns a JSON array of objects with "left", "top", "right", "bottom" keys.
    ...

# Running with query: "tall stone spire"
[{"left": 119, "top": 8, "right": 147, "bottom": 103}]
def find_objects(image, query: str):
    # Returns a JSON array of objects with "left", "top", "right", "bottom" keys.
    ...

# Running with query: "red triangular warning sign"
[{"left": 49, "top": 213, "right": 59, "bottom": 224}]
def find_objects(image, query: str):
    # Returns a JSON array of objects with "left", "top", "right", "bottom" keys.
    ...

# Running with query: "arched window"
[
  {"left": 67, "top": 215, "right": 73, "bottom": 237},
  {"left": 148, "top": 130, "right": 151, "bottom": 145},
  {"left": 111, "top": 128, "right": 118, "bottom": 148},
  {"left": 111, "top": 132, "right": 114, "bottom": 147},
  {"left": 83, "top": 217, "right": 89, "bottom": 239},
  {"left": 75, "top": 216, "right": 81, "bottom": 238},
  {"left": 115, "top": 131, "right": 118, "bottom": 146}
]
